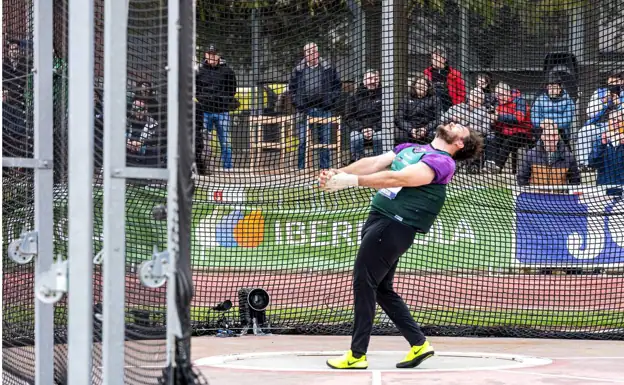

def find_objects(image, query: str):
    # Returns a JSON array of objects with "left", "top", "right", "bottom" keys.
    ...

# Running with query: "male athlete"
[{"left": 319, "top": 122, "right": 483, "bottom": 369}]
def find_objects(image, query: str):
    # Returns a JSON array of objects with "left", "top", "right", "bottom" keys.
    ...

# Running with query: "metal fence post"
[
  {"left": 67, "top": 0, "right": 95, "bottom": 382},
  {"left": 33, "top": 0, "right": 55, "bottom": 382},
  {"left": 102, "top": 0, "right": 129, "bottom": 382}
]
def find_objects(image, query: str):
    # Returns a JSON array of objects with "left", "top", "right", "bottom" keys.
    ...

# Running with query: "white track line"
[
  {"left": 494, "top": 369, "right": 624, "bottom": 383},
  {"left": 549, "top": 357, "right": 624, "bottom": 360},
  {"left": 371, "top": 370, "right": 382, "bottom": 385},
  {"left": 193, "top": 351, "right": 552, "bottom": 373}
]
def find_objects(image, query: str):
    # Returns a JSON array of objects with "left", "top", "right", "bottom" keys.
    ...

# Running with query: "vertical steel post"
[
  {"left": 33, "top": 0, "right": 55, "bottom": 381},
  {"left": 67, "top": 0, "right": 95, "bottom": 382},
  {"left": 102, "top": 0, "right": 129, "bottom": 383}
]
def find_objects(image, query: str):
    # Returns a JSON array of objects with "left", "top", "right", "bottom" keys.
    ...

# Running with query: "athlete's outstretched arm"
[
  {"left": 322, "top": 162, "right": 436, "bottom": 191},
  {"left": 358, "top": 162, "right": 436, "bottom": 189},
  {"left": 336, "top": 151, "right": 396, "bottom": 176}
]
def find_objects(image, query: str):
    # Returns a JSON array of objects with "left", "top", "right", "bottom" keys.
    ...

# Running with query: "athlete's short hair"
[{"left": 454, "top": 129, "right": 484, "bottom": 162}]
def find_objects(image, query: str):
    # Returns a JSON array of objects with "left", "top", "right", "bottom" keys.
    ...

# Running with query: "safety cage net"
[
  {"left": 3, "top": 0, "right": 624, "bottom": 384},
  {"left": 3, "top": 0, "right": 205, "bottom": 383}
]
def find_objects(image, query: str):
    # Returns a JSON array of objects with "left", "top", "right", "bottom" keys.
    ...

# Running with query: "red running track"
[{"left": 4, "top": 270, "right": 624, "bottom": 312}]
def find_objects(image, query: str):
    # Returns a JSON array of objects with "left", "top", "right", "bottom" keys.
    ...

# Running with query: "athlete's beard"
[{"left": 435, "top": 124, "right": 459, "bottom": 144}]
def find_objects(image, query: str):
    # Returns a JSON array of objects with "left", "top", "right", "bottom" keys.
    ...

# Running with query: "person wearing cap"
[
  {"left": 530, "top": 74, "right": 576, "bottom": 149},
  {"left": 196, "top": 44, "right": 238, "bottom": 170},
  {"left": 423, "top": 46, "right": 466, "bottom": 112}
]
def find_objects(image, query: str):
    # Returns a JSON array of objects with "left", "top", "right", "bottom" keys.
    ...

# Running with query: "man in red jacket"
[
  {"left": 484, "top": 82, "right": 533, "bottom": 173},
  {"left": 424, "top": 46, "right": 466, "bottom": 112}
]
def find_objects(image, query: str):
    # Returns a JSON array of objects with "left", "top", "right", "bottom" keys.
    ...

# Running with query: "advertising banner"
[
  {"left": 515, "top": 191, "right": 624, "bottom": 265},
  {"left": 192, "top": 187, "right": 515, "bottom": 271}
]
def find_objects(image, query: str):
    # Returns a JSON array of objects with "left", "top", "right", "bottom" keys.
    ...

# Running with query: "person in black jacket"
[
  {"left": 196, "top": 44, "right": 238, "bottom": 170},
  {"left": 288, "top": 42, "right": 342, "bottom": 169},
  {"left": 3, "top": 39, "right": 29, "bottom": 109},
  {"left": 395, "top": 74, "right": 441, "bottom": 145},
  {"left": 345, "top": 70, "right": 391, "bottom": 162},
  {"left": 2, "top": 88, "right": 28, "bottom": 158},
  {"left": 517, "top": 119, "right": 581, "bottom": 186}
]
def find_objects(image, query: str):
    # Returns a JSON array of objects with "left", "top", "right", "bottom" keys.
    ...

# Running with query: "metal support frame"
[
  {"left": 102, "top": 0, "right": 129, "bottom": 382},
  {"left": 111, "top": 167, "right": 169, "bottom": 180},
  {"left": 347, "top": 0, "right": 366, "bottom": 80},
  {"left": 459, "top": 4, "right": 469, "bottom": 74},
  {"left": 381, "top": 0, "right": 395, "bottom": 132},
  {"left": 67, "top": 0, "right": 95, "bottom": 382},
  {"left": 166, "top": 0, "right": 183, "bottom": 374},
  {"left": 33, "top": 0, "right": 55, "bottom": 382}
]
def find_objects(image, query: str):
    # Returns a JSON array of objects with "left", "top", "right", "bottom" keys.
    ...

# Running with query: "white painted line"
[
  {"left": 495, "top": 369, "right": 624, "bottom": 383},
  {"left": 371, "top": 370, "right": 381, "bottom": 385},
  {"left": 549, "top": 356, "right": 624, "bottom": 360},
  {"left": 193, "top": 350, "right": 552, "bottom": 373}
]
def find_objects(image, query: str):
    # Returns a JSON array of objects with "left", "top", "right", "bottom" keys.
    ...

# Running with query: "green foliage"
[{"left": 406, "top": 0, "right": 589, "bottom": 28}]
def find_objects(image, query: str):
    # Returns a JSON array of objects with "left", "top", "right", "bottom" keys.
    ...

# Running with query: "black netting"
[
  {"left": 4, "top": 0, "right": 624, "bottom": 384},
  {"left": 3, "top": 0, "right": 206, "bottom": 384},
  {"left": 3, "top": 0, "right": 37, "bottom": 383},
  {"left": 188, "top": 0, "right": 624, "bottom": 341}
]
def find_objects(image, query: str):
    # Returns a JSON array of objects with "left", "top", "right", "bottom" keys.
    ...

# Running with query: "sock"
[{"left": 351, "top": 352, "right": 363, "bottom": 359}]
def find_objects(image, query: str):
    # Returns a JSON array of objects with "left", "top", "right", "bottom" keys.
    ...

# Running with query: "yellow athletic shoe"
[
  {"left": 396, "top": 340, "right": 435, "bottom": 368},
  {"left": 326, "top": 350, "right": 368, "bottom": 369}
]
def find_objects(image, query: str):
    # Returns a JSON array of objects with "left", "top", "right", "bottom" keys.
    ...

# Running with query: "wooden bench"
[
  {"left": 305, "top": 116, "right": 342, "bottom": 169},
  {"left": 248, "top": 115, "right": 293, "bottom": 170}
]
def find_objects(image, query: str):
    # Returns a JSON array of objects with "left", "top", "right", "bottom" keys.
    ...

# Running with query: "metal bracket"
[
  {"left": 35, "top": 255, "right": 68, "bottom": 304},
  {"left": 93, "top": 249, "right": 104, "bottom": 265},
  {"left": 7, "top": 230, "right": 39, "bottom": 264},
  {"left": 137, "top": 245, "right": 171, "bottom": 288},
  {"left": 240, "top": 317, "right": 272, "bottom": 337}
]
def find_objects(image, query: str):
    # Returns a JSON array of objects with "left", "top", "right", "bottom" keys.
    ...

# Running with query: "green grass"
[{"left": 4, "top": 304, "right": 622, "bottom": 340}]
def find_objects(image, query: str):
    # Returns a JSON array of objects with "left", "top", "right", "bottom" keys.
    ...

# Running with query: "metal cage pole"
[
  {"left": 102, "top": 0, "right": 129, "bottom": 382},
  {"left": 66, "top": 0, "right": 95, "bottom": 382},
  {"left": 166, "top": 0, "right": 182, "bottom": 376},
  {"left": 381, "top": 0, "right": 395, "bottom": 134},
  {"left": 33, "top": 0, "right": 55, "bottom": 382}
]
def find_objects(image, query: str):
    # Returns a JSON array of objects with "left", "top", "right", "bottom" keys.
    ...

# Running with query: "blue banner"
[{"left": 515, "top": 192, "right": 624, "bottom": 265}]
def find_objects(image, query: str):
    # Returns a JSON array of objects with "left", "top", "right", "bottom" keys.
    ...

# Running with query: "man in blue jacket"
[
  {"left": 588, "top": 108, "right": 624, "bottom": 185},
  {"left": 531, "top": 75, "right": 576, "bottom": 148},
  {"left": 517, "top": 119, "right": 581, "bottom": 186},
  {"left": 288, "top": 42, "right": 342, "bottom": 170}
]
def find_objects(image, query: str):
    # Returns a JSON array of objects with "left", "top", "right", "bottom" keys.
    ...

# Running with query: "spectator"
[
  {"left": 585, "top": 72, "right": 624, "bottom": 126},
  {"left": 588, "top": 108, "right": 624, "bottom": 185},
  {"left": 395, "top": 74, "right": 441, "bottom": 145},
  {"left": 475, "top": 72, "right": 498, "bottom": 113},
  {"left": 575, "top": 73, "right": 624, "bottom": 168},
  {"left": 442, "top": 88, "right": 496, "bottom": 173},
  {"left": 288, "top": 42, "right": 342, "bottom": 170},
  {"left": 2, "top": 39, "right": 29, "bottom": 108},
  {"left": 530, "top": 74, "right": 576, "bottom": 147},
  {"left": 196, "top": 44, "right": 238, "bottom": 170},
  {"left": 345, "top": 70, "right": 391, "bottom": 162},
  {"left": 424, "top": 46, "right": 466, "bottom": 112},
  {"left": 442, "top": 88, "right": 495, "bottom": 137},
  {"left": 2, "top": 87, "right": 28, "bottom": 158},
  {"left": 136, "top": 81, "right": 160, "bottom": 119},
  {"left": 517, "top": 119, "right": 581, "bottom": 186},
  {"left": 126, "top": 98, "right": 164, "bottom": 168},
  {"left": 485, "top": 82, "right": 533, "bottom": 173}
]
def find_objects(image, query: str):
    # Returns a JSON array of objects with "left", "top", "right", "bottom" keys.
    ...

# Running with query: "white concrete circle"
[{"left": 194, "top": 351, "right": 553, "bottom": 373}]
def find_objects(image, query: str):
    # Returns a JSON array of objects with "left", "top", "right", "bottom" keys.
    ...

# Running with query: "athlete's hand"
[
  {"left": 318, "top": 169, "right": 343, "bottom": 189},
  {"left": 323, "top": 173, "right": 359, "bottom": 192}
]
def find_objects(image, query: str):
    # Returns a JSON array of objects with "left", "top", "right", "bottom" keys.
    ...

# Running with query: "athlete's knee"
[{"left": 352, "top": 263, "right": 378, "bottom": 291}]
